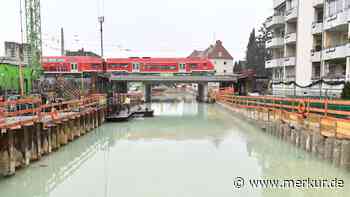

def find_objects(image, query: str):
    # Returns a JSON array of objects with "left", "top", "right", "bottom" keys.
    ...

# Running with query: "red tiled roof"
[{"left": 188, "top": 40, "right": 233, "bottom": 60}]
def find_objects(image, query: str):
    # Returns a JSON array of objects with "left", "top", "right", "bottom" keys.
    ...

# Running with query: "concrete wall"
[{"left": 295, "top": 0, "right": 313, "bottom": 86}]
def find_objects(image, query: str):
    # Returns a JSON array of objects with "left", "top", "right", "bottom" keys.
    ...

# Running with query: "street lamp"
[{"left": 95, "top": 16, "right": 105, "bottom": 93}]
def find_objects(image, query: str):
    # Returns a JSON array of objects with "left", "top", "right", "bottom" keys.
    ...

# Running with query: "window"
[
  {"left": 327, "top": 0, "right": 345, "bottom": 17},
  {"left": 190, "top": 64, "right": 198, "bottom": 69},
  {"left": 91, "top": 64, "right": 99, "bottom": 69},
  {"left": 218, "top": 52, "right": 222, "bottom": 57},
  {"left": 110, "top": 63, "right": 129, "bottom": 68},
  {"left": 144, "top": 65, "right": 177, "bottom": 70},
  {"left": 71, "top": 63, "right": 78, "bottom": 71},
  {"left": 132, "top": 63, "right": 140, "bottom": 70},
  {"left": 224, "top": 61, "right": 227, "bottom": 65},
  {"left": 346, "top": 0, "right": 350, "bottom": 9},
  {"left": 179, "top": 63, "right": 186, "bottom": 70},
  {"left": 48, "top": 58, "right": 65, "bottom": 63}
]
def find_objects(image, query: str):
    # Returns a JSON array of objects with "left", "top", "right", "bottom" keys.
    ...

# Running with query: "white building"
[
  {"left": 266, "top": 0, "right": 350, "bottom": 97},
  {"left": 189, "top": 40, "right": 234, "bottom": 75}
]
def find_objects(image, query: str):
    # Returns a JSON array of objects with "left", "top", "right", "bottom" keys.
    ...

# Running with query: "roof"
[{"left": 188, "top": 40, "right": 233, "bottom": 60}]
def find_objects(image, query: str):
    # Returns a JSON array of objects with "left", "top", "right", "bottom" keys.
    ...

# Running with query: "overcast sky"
[{"left": 0, "top": 0, "right": 272, "bottom": 60}]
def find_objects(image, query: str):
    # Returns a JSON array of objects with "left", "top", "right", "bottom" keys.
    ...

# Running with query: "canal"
[{"left": 1, "top": 101, "right": 350, "bottom": 196}]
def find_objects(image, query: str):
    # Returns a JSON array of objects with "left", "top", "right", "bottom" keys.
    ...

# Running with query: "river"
[{"left": 1, "top": 101, "right": 350, "bottom": 196}]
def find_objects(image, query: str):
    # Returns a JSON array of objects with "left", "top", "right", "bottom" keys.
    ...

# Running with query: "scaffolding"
[{"left": 25, "top": 0, "right": 42, "bottom": 77}]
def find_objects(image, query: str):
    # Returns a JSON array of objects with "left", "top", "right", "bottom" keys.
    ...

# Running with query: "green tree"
[
  {"left": 246, "top": 29, "right": 259, "bottom": 70},
  {"left": 245, "top": 25, "right": 272, "bottom": 78}
]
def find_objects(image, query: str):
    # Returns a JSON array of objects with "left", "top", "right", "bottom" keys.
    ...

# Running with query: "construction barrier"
[
  {"left": 0, "top": 94, "right": 107, "bottom": 130},
  {"left": 215, "top": 89, "right": 350, "bottom": 140}
]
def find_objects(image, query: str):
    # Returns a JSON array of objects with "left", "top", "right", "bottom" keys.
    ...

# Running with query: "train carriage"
[
  {"left": 42, "top": 56, "right": 103, "bottom": 74},
  {"left": 106, "top": 57, "right": 215, "bottom": 76},
  {"left": 43, "top": 56, "right": 215, "bottom": 76}
]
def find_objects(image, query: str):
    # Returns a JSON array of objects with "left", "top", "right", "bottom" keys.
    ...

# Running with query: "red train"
[
  {"left": 42, "top": 56, "right": 215, "bottom": 76},
  {"left": 42, "top": 56, "right": 103, "bottom": 73}
]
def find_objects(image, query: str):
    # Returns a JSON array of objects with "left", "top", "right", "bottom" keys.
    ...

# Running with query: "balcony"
[
  {"left": 311, "top": 22, "right": 323, "bottom": 34},
  {"left": 265, "top": 15, "right": 285, "bottom": 29},
  {"left": 284, "top": 33, "right": 296, "bottom": 44},
  {"left": 285, "top": 7, "right": 298, "bottom": 22},
  {"left": 312, "top": 0, "right": 324, "bottom": 8},
  {"left": 311, "top": 75, "right": 321, "bottom": 81},
  {"left": 284, "top": 57, "right": 296, "bottom": 66},
  {"left": 311, "top": 50, "right": 321, "bottom": 62},
  {"left": 323, "top": 73, "right": 346, "bottom": 81},
  {"left": 273, "top": 0, "right": 285, "bottom": 8},
  {"left": 324, "top": 10, "right": 349, "bottom": 30},
  {"left": 322, "top": 44, "right": 348, "bottom": 61},
  {"left": 285, "top": 75, "right": 296, "bottom": 82},
  {"left": 265, "top": 58, "right": 284, "bottom": 68},
  {"left": 266, "top": 37, "right": 284, "bottom": 49}
]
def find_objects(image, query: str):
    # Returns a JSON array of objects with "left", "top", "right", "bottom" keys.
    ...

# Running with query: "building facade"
[
  {"left": 4, "top": 42, "right": 31, "bottom": 65},
  {"left": 189, "top": 40, "right": 234, "bottom": 75},
  {"left": 266, "top": 0, "right": 350, "bottom": 97}
]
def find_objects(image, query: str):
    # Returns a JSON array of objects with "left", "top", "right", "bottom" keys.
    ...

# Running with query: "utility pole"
[
  {"left": 98, "top": 16, "right": 105, "bottom": 57},
  {"left": 94, "top": 16, "right": 105, "bottom": 93},
  {"left": 61, "top": 27, "right": 65, "bottom": 56}
]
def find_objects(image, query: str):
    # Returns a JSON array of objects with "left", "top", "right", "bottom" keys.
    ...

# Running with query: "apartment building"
[{"left": 266, "top": 0, "right": 350, "bottom": 97}]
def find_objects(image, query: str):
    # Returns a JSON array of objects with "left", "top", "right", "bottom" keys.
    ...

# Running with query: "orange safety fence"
[
  {"left": 215, "top": 91, "right": 350, "bottom": 140},
  {"left": 0, "top": 94, "right": 107, "bottom": 130}
]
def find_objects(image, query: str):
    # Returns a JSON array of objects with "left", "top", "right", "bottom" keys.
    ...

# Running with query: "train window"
[
  {"left": 132, "top": 63, "right": 140, "bottom": 69},
  {"left": 110, "top": 64, "right": 129, "bottom": 68},
  {"left": 179, "top": 63, "right": 186, "bottom": 70},
  {"left": 144, "top": 65, "right": 177, "bottom": 70},
  {"left": 91, "top": 64, "right": 99, "bottom": 69},
  {"left": 190, "top": 64, "right": 198, "bottom": 69},
  {"left": 71, "top": 63, "right": 78, "bottom": 71}
]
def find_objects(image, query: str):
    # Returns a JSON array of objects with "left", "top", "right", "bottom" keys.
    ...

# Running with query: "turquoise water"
[{"left": 1, "top": 102, "right": 350, "bottom": 197}]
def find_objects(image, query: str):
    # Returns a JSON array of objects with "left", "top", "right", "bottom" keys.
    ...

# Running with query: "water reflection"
[{"left": 0, "top": 102, "right": 350, "bottom": 197}]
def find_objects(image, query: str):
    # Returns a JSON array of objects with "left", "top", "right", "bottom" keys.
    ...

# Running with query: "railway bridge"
[{"left": 105, "top": 74, "right": 239, "bottom": 102}]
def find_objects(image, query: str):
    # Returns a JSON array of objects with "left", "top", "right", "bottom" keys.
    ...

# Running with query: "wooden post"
[
  {"left": 35, "top": 123, "right": 42, "bottom": 160},
  {"left": 47, "top": 127, "right": 52, "bottom": 153},
  {"left": 4, "top": 132, "right": 16, "bottom": 176},
  {"left": 81, "top": 114, "right": 86, "bottom": 135},
  {"left": 68, "top": 119, "right": 74, "bottom": 141},
  {"left": 22, "top": 126, "right": 31, "bottom": 166}
]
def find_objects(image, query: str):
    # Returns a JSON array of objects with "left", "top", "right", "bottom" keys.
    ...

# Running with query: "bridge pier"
[
  {"left": 144, "top": 83, "right": 152, "bottom": 103},
  {"left": 198, "top": 83, "right": 209, "bottom": 103}
]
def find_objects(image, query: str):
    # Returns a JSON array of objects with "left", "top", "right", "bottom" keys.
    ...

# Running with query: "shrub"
[{"left": 341, "top": 82, "right": 350, "bottom": 100}]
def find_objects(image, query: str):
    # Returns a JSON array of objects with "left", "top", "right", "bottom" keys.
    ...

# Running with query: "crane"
[{"left": 25, "top": 0, "right": 42, "bottom": 79}]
